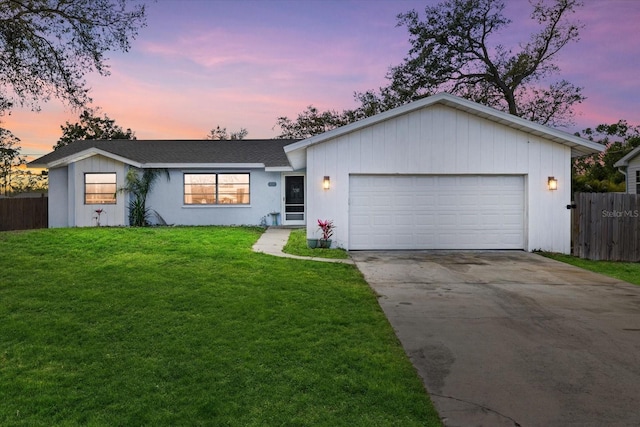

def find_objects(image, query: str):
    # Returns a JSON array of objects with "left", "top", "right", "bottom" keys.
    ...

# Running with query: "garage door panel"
[
  {"left": 502, "top": 214, "right": 522, "bottom": 225},
  {"left": 349, "top": 175, "right": 524, "bottom": 250},
  {"left": 395, "top": 214, "right": 415, "bottom": 226},
  {"left": 394, "top": 195, "right": 414, "bottom": 207},
  {"left": 415, "top": 197, "right": 436, "bottom": 209}
]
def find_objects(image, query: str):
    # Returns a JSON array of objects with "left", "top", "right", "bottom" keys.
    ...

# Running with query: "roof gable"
[
  {"left": 614, "top": 145, "right": 640, "bottom": 168},
  {"left": 284, "top": 93, "right": 603, "bottom": 169},
  {"left": 29, "top": 139, "right": 301, "bottom": 170}
]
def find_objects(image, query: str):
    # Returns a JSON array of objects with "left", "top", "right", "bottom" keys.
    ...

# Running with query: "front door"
[{"left": 283, "top": 175, "right": 305, "bottom": 225}]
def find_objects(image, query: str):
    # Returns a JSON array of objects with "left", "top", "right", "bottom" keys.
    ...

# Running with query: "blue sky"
[{"left": 8, "top": 0, "right": 640, "bottom": 159}]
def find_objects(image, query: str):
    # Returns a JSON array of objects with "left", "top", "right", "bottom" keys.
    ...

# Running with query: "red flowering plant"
[{"left": 317, "top": 219, "right": 334, "bottom": 240}]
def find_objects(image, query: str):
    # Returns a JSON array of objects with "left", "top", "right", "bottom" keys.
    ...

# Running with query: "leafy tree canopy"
[
  {"left": 362, "top": 0, "right": 585, "bottom": 127},
  {"left": 573, "top": 120, "right": 640, "bottom": 193},
  {"left": 276, "top": 0, "right": 585, "bottom": 138},
  {"left": 54, "top": 109, "right": 135, "bottom": 149},
  {"left": 0, "top": 0, "right": 147, "bottom": 114},
  {"left": 274, "top": 106, "right": 353, "bottom": 139},
  {"left": 0, "top": 127, "right": 24, "bottom": 194},
  {"left": 206, "top": 125, "right": 248, "bottom": 140}
]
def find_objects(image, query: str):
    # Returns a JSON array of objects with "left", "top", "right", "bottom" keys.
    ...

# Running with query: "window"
[
  {"left": 636, "top": 170, "right": 640, "bottom": 194},
  {"left": 184, "top": 173, "right": 250, "bottom": 205},
  {"left": 184, "top": 174, "right": 217, "bottom": 204},
  {"left": 85, "top": 173, "right": 117, "bottom": 204}
]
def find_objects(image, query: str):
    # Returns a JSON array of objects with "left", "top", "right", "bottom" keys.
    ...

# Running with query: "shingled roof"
[{"left": 29, "top": 139, "right": 301, "bottom": 169}]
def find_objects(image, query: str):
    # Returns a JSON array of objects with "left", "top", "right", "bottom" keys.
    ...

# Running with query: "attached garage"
[
  {"left": 284, "top": 93, "right": 604, "bottom": 254},
  {"left": 349, "top": 175, "right": 524, "bottom": 250}
]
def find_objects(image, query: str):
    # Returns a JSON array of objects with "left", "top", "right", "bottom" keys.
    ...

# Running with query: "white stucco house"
[
  {"left": 30, "top": 93, "right": 603, "bottom": 253},
  {"left": 614, "top": 146, "right": 640, "bottom": 194},
  {"left": 29, "top": 139, "right": 301, "bottom": 229}
]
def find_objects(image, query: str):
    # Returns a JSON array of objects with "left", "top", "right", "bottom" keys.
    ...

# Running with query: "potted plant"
[
  {"left": 307, "top": 237, "right": 319, "bottom": 249},
  {"left": 317, "top": 219, "right": 334, "bottom": 248}
]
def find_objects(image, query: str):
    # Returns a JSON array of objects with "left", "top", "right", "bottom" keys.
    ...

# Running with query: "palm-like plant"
[{"left": 119, "top": 168, "right": 169, "bottom": 226}]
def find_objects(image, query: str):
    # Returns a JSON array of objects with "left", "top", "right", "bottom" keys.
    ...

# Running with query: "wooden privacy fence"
[
  {"left": 572, "top": 192, "right": 640, "bottom": 262},
  {"left": 0, "top": 197, "right": 48, "bottom": 231}
]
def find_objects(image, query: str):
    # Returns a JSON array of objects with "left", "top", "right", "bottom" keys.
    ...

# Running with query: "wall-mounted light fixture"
[
  {"left": 548, "top": 176, "right": 558, "bottom": 191},
  {"left": 323, "top": 176, "right": 331, "bottom": 190}
]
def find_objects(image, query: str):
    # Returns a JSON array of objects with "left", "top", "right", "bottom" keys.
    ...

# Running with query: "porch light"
[
  {"left": 548, "top": 176, "right": 558, "bottom": 191},
  {"left": 323, "top": 176, "right": 330, "bottom": 190}
]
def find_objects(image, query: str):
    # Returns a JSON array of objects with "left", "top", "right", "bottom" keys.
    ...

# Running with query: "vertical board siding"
[
  {"left": 572, "top": 192, "right": 640, "bottom": 261},
  {"left": 0, "top": 197, "right": 48, "bottom": 231},
  {"left": 442, "top": 110, "right": 457, "bottom": 169},
  {"left": 408, "top": 110, "right": 423, "bottom": 171},
  {"left": 306, "top": 103, "right": 572, "bottom": 252},
  {"left": 73, "top": 155, "right": 127, "bottom": 227},
  {"left": 479, "top": 116, "right": 495, "bottom": 172}
]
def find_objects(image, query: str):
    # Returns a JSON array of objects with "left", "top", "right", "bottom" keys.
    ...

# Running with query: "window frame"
[
  {"left": 84, "top": 172, "right": 117, "bottom": 205},
  {"left": 183, "top": 172, "right": 250, "bottom": 205}
]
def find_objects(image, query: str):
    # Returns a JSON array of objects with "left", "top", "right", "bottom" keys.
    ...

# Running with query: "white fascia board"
[
  {"left": 143, "top": 163, "right": 265, "bottom": 169},
  {"left": 265, "top": 166, "right": 294, "bottom": 172},
  {"left": 437, "top": 95, "right": 604, "bottom": 156},
  {"left": 284, "top": 92, "right": 604, "bottom": 158},
  {"left": 614, "top": 145, "right": 640, "bottom": 168},
  {"left": 283, "top": 93, "right": 468, "bottom": 154},
  {"left": 45, "top": 148, "right": 142, "bottom": 169}
]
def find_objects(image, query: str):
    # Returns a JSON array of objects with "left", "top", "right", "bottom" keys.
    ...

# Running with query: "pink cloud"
[{"left": 8, "top": 0, "right": 640, "bottom": 159}]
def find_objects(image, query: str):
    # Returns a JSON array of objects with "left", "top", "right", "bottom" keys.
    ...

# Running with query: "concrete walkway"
[{"left": 252, "top": 227, "right": 354, "bottom": 264}]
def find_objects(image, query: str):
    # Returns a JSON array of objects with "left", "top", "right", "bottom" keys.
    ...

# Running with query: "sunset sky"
[{"left": 5, "top": 0, "right": 640, "bottom": 161}]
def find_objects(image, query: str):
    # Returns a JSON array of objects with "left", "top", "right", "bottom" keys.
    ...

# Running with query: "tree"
[
  {"left": 0, "top": 127, "right": 25, "bottom": 195},
  {"left": 54, "top": 109, "right": 135, "bottom": 149},
  {"left": 275, "top": 0, "right": 585, "bottom": 138},
  {"left": 0, "top": 0, "right": 147, "bottom": 114},
  {"left": 361, "top": 0, "right": 585, "bottom": 127},
  {"left": 8, "top": 169, "right": 48, "bottom": 194},
  {"left": 274, "top": 106, "right": 353, "bottom": 139},
  {"left": 205, "top": 125, "right": 248, "bottom": 140},
  {"left": 573, "top": 120, "right": 640, "bottom": 192},
  {"left": 119, "top": 168, "right": 169, "bottom": 226}
]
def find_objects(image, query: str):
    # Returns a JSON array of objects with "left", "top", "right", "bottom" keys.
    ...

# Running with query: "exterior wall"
[
  {"left": 145, "top": 169, "right": 283, "bottom": 226},
  {"left": 306, "top": 104, "right": 572, "bottom": 253},
  {"left": 71, "top": 155, "right": 128, "bottom": 227},
  {"left": 626, "top": 156, "right": 640, "bottom": 194},
  {"left": 47, "top": 167, "right": 69, "bottom": 228}
]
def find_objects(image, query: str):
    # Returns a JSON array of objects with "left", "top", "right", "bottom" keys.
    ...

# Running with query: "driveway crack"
[{"left": 430, "top": 392, "right": 522, "bottom": 426}]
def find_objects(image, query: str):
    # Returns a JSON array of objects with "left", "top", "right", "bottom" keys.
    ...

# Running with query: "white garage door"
[{"left": 349, "top": 175, "right": 524, "bottom": 250}]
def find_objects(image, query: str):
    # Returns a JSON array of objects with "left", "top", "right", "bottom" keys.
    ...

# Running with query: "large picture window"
[
  {"left": 85, "top": 173, "right": 117, "bottom": 204},
  {"left": 184, "top": 173, "right": 250, "bottom": 205}
]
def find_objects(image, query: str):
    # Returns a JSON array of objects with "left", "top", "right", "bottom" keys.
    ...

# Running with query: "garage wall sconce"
[
  {"left": 323, "top": 176, "right": 331, "bottom": 190},
  {"left": 548, "top": 176, "right": 558, "bottom": 191}
]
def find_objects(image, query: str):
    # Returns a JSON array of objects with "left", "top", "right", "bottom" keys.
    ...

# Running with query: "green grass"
[
  {"left": 282, "top": 229, "right": 349, "bottom": 259},
  {"left": 0, "top": 227, "right": 440, "bottom": 426},
  {"left": 540, "top": 252, "right": 640, "bottom": 286}
]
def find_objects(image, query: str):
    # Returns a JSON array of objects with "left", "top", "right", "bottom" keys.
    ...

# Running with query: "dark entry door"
[{"left": 284, "top": 175, "right": 305, "bottom": 224}]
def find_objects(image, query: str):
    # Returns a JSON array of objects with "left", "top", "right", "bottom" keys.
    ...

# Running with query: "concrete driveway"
[{"left": 351, "top": 251, "right": 640, "bottom": 427}]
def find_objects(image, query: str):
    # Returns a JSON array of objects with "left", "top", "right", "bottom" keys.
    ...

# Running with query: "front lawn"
[
  {"left": 0, "top": 227, "right": 440, "bottom": 426},
  {"left": 540, "top": 252, "right": 640, "bottom": 286},
  {"left": 282, "top": 228, "right": 349, "bottom": 259}
]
